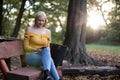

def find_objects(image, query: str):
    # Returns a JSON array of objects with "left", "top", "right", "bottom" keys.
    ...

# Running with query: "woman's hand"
[
  {"left": 37, "top": 48, "right": 42, "bottom": 52},
  {"left": 31, "top": 47, "right": 46, "bottom": 52},
  {"left": 31, "top": 48, "right": 42, "bottom": 52}
]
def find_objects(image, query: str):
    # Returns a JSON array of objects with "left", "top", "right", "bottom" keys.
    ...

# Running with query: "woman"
[{"left": 24, "top": 11, "right": 61, "bottom": 80}]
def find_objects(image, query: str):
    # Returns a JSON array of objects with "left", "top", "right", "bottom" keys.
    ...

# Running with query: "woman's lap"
[{"left": 26, "top": 53, "right": 42, "bottom": 67}]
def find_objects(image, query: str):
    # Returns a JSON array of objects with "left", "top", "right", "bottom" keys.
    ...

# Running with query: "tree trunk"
[
  {"left": 64, "top": 0, "right": 102, "bottom": 66},
  {"left": 0, "top": 0, "right": 3, "bottom": 35},
  {"left": 11, "top": 0, "right": 26, "bottom": 37}
]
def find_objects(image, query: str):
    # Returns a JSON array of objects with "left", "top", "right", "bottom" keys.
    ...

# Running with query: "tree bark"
[
  {"left": 64, "top": 0, "right": 103, "bottom": 66},
  {"left": 0, "top": 0, "right": 3, "bottom": 35},
  {"left": 11, "top": 0, "right": 26, "bottom": 37}
]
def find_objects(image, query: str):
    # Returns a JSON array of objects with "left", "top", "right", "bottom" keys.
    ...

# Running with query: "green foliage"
[
  {"left": 2, "top": 0, "right": 68, "bottom": 44},
  {"left": 104, "top": 21, "right": 120, "bottom": 42},
  {"left": 2, "top": 17, "right": 15, "bottom": 36},
  {"left": 2, "top": 0, "right": 21, "bottom": 35},
  {"left": 87, "top": 0, "right": 120, "bottom": 43},
  {"left": 2, "top": 0, "right": 120, "bottom": 44},
  {"left": 102, "top": 1, "right": 120, "bottom": 42},
  {"left": 23, "top": 0, "right": 68, "bottom": 44},
  {"left": 49, "top": 24, "right": 66, "bottom": 44}
]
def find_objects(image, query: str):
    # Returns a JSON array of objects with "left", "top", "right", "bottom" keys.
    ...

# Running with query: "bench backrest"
[
  {"left": 0, "top": 40, "right": 23, "bottom": 59},
  {"left": 0, "top": 39, "right": 68, "bottom": 67}
]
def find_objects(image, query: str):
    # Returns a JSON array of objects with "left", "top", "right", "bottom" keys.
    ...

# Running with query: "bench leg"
[
  {"left": 5, "top": 58, "right": 11, "bottom": 70},
  {"left": 0, "top": 59, "right": 9, "bottom": 80}
]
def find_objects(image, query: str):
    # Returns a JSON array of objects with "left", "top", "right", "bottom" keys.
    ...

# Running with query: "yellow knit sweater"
[{"left": 24, "top": 31, "right": 50, "bottom": 54}]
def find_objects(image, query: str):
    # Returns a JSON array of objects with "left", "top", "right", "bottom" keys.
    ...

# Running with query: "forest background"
[
  {"left": 0, "top": 0, "right": 120, "bottom": 44},
  {"left": 0, "top": 0, "right": 120, "bottom": 66}
]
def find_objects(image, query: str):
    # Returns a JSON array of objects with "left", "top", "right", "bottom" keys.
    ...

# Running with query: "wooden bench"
[{"left": 0, "top": 39, "right": 68, "bottom": 80}]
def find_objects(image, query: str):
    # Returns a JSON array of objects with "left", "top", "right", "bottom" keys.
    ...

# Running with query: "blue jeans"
[{"left": 26, "top": 47, "right": 60, "bottom": 80}]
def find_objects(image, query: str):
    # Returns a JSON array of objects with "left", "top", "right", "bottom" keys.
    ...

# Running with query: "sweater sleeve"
[{"left": 24, "top": 31, "right": 33, "bottom": 52}]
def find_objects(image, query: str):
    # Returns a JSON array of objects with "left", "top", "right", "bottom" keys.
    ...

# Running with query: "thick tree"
[{"left": 64, "top": 0, "right": 102, "bottom": 66}]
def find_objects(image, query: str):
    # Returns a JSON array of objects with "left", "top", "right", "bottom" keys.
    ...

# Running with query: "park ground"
[
  {"left": 86, "top": 43, "right": 120, "bottom": 66},
  {"left": 63, "top": 43, "right": 120, "bottom": 80},
  {"left": 0, "top": 43, "right": 120, "bottom": 80}
]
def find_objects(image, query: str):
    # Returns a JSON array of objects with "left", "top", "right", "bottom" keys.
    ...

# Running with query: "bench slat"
[
  {"left": 6, "top": 67, "right": 42, "bottom": 80},
  {"left": 0, "top": 40, "right": 23, "bottom": 59}
]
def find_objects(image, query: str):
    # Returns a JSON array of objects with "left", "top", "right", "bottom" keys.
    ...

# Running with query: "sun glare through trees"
[{"left": 87, "top": 2, "right": 115, "bottom": 30}]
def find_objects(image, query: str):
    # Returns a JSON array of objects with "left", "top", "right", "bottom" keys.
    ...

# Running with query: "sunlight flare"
[
  {"left": 87, "top": 1, "right": 115, "bottom": 30},
  {"left": 87, "top": 10, "right": 105, "bottom": 30}
]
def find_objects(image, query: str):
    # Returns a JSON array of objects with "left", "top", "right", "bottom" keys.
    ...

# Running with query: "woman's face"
[{"left": 35, "top": 16, "right": 46, "bottom": 28}]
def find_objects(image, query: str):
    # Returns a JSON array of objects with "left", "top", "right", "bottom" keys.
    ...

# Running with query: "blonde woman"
[{"left": 24, "top": 11, "right": 61, "bottom": 80}]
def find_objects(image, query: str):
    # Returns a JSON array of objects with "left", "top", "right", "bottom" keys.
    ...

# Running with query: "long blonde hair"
[{"left": 34, "top": 11, "right": 47, "bottom": 27}]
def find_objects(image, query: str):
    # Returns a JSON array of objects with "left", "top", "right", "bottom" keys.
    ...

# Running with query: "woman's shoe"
[
  {"left": 44, "top": 69, "right": 54, "bottom": 80},
  {"left": 46, "top": 75, "right": 54, "bottom": 80}
]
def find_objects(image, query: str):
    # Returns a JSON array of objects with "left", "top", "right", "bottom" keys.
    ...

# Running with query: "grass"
[
  {"left": 86, "top": 43, "right": 120, "bottom": 66},
  {"left": 86, "top": 43, "right": 120, "bottom": 55}
]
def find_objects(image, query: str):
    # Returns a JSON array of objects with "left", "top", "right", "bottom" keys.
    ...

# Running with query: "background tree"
[
  {"left": 88, "top": 0, "right": 120, "bottom": 43},
  {"left": 1, "top": 0, "right": 68, "bottom": 43},
  {"left": 11, "top": 0, "right": 26, "bottom": 37},
  {"left": 103, "top": 0, "right": 120, "bottom": 42},
  {"left": 64, "top": 0, "right": 102, "bottom": 66},
  {"left": 1, "top": 0, "right": 23, "bottom": 36},
  {"left": 0, "top": 0, "right": 3, "bottom": 35},
  {"left": 1, "top": 0, "right": 119, "bottom": 43}
]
